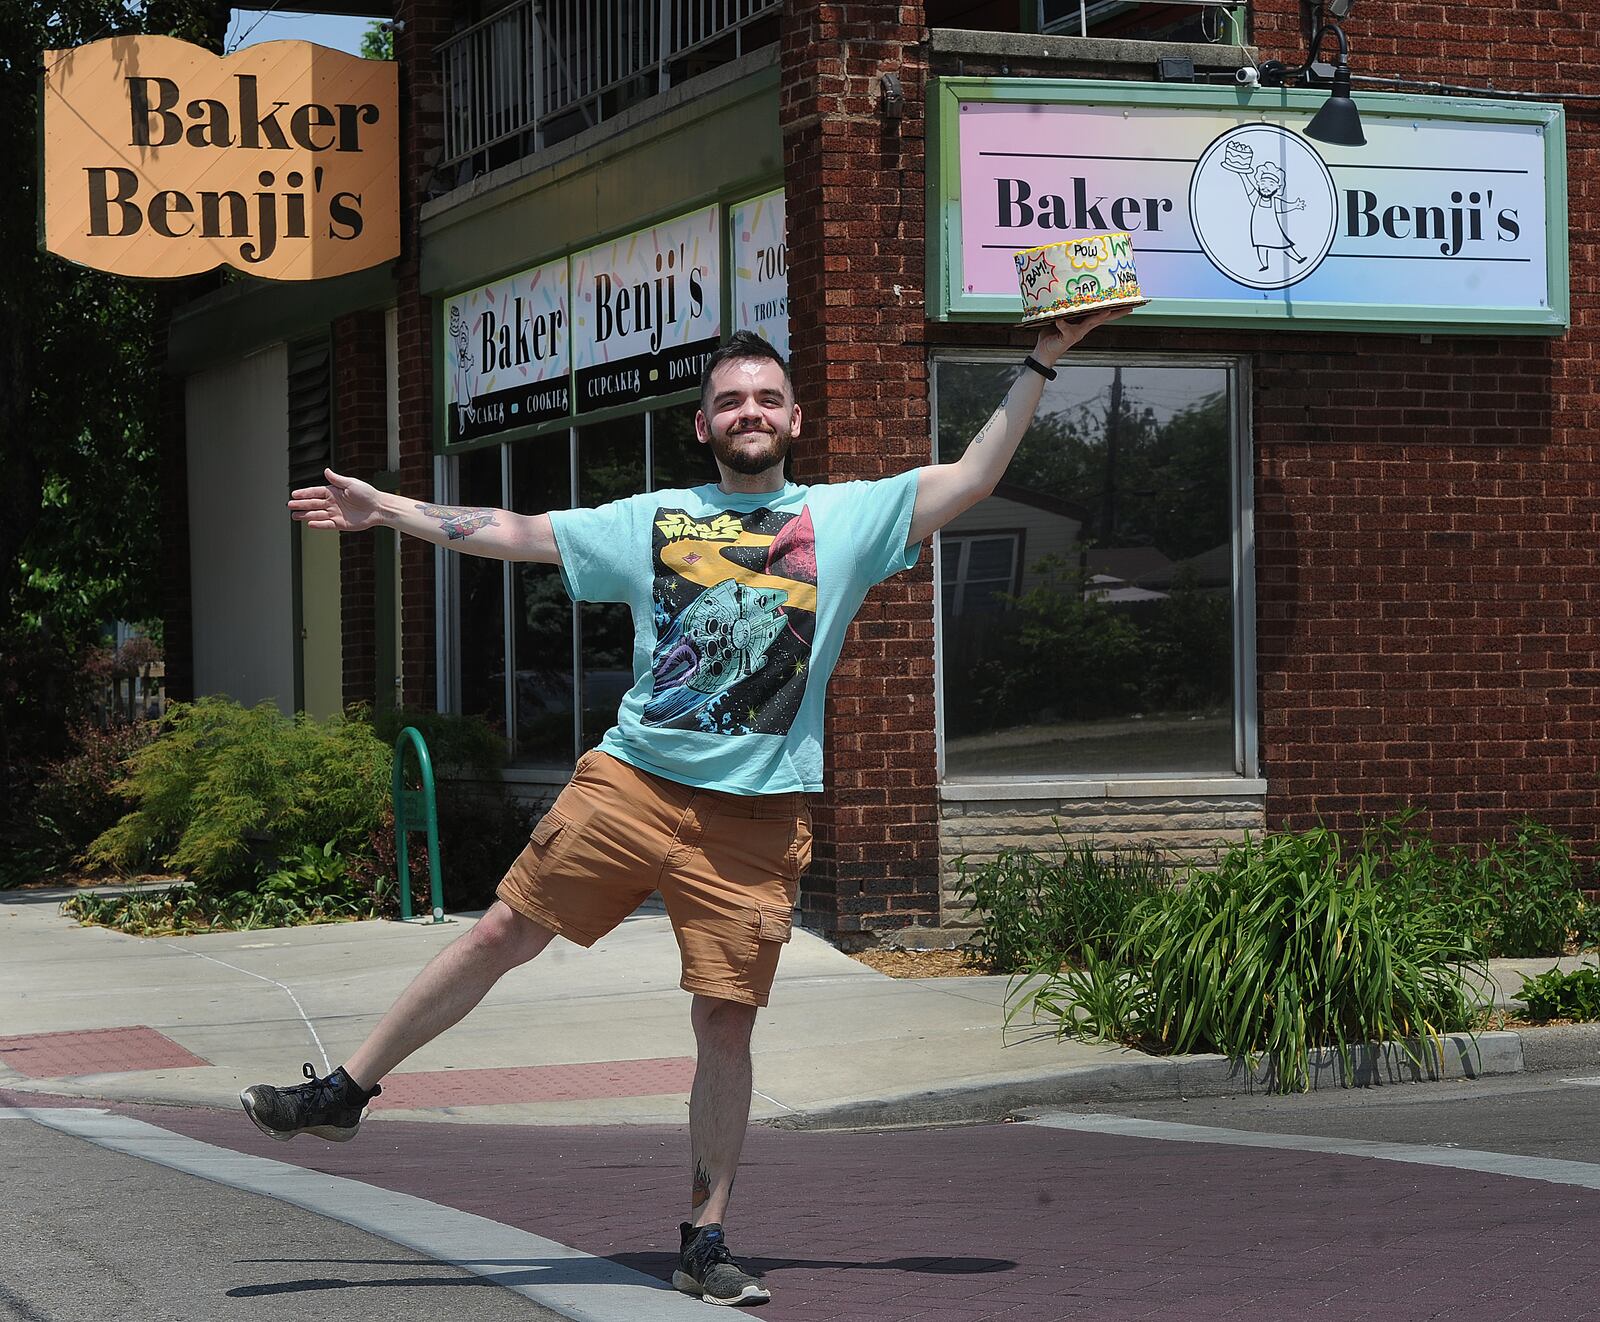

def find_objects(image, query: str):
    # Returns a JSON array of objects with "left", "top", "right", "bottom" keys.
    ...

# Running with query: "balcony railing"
[{"left": 440, "top": 0, "right": 783, "bottom": 173}]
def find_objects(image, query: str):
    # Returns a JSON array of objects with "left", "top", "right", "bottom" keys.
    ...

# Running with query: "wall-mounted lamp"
[
  {"left": 880, "top": 72, "right": 905, "bottom": 120},
  {"left": 1303, "top": 23, "right": 1365, "bottom": 146},
  {"left": 1249, "top": 5, "right": 1366, "bottom": 147}
]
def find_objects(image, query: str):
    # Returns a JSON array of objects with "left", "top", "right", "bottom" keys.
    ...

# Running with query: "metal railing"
[{"left": 440, "top": 0, "right": 782, "bottom": 171}]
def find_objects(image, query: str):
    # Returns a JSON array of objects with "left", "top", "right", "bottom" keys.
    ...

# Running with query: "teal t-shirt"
[{"left": 548, "top": 471, "right": 922, "bottom": 794}]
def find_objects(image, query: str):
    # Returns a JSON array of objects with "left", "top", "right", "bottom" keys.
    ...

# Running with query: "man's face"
[{"left": 696, "top": 357, "right": 802, "bottom": 476}]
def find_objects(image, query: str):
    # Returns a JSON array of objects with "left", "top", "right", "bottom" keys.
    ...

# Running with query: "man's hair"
[{"left": 699, "top": 330, "right": 791, "bottom": 411}]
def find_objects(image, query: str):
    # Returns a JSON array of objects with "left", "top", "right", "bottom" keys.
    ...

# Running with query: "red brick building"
[{"left": 166, "top": 0, "right": 1596, "bottom": 945}]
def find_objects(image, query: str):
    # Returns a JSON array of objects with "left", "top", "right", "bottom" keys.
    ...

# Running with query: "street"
[{"left": 6, "top": 1073, "right": 1600, "bottom": 1321}]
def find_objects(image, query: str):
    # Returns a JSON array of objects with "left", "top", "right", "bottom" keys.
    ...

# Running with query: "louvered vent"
[{"left": 286, "top": 338, "right": 332, "bottom": 489}]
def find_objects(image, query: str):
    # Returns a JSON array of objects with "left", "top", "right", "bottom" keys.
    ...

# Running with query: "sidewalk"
[{"left": 3, "top": 884, "right": 1598, "bottom": 1129}]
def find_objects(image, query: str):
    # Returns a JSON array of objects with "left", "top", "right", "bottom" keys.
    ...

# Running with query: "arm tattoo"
[
  {"left": 416, "top": 503, "right": 499, "bottom": 541},
  {"left": 969, "top": 403, "right": 1005, "bottom": 448}
]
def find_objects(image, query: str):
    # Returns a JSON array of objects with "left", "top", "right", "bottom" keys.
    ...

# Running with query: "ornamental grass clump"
[{"left": 1012, "top": 827, "right": 1490, "bottom": 1093}]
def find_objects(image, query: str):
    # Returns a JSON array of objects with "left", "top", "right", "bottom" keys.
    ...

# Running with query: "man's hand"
[
  {"left": 288, "top": 468, "right": 387, "bottom": 532},
  {"left": 1032, "top": 304, "right": 1135, "bottom": 368}
]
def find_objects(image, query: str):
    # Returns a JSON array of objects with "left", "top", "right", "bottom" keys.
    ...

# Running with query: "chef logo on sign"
[{"left": 1189, "top": 124, "right": 1338, "bottom": 291}]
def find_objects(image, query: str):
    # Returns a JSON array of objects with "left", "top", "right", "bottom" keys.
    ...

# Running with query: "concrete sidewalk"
[{"left": 3, "top": 884, "right": 1598, "bottom": 1129}]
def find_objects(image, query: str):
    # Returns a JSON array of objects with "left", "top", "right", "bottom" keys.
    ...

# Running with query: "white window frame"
[{"left": 940, "top": 531, "right": 1024, "bottom": 616}]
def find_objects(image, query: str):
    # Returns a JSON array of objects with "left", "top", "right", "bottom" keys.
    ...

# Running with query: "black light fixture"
[
  {"left": 1248, "top": 3, "right": 1366, "bottom": 148},
  {"left": 1303, "top": 22, "right": 1366, "bottom": 146}
]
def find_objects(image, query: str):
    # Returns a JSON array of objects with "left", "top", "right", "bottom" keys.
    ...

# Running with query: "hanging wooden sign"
[{"left": 40, "top": 35, "right": 400, "bottom": 281}]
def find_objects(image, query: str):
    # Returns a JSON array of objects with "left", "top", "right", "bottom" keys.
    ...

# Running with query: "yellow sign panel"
[{"left": 41, "top": 36, "right": 399, "bottom": 281}]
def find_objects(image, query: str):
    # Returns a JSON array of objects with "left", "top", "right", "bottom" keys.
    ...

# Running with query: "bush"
[
  {"left": 85, "top": 697, "right": 392, "bottom": 887},
  {"left": 1365, "top": 814, "right": 1585, "bottom": 958},
  {"left": 955, "top": 833, "right": 1171, "bottom": 972},
  {"left": 66, "top": 841, "right": 386, "bottom": 934},
  {"left": 1014, "top": 827, "right": 1489, "bottom": 1093},
  {"left": 30, "top": 718, "right": 158, "bottom": 871},
  {"left": 370, "top": 706, "right": 506, "bottom": 781},
  {"left": 1577, "top": 903, "right": 1600, "bottom": 953},
  {"left": 1518, "top": 966, "right": 1600, "bottom": 1023},
  {"left": 367, "top": 706, "right": 530, "bottom": 912}
]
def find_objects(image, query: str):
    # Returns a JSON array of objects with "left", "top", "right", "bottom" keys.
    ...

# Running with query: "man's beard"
[{"left": 710, "top": 421, "right": 793, "bottom": 476}]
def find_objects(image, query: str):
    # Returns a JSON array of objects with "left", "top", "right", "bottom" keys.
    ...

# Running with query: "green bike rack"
[{"left": 392, "top": 726, "right": 448, "bottom": 924}]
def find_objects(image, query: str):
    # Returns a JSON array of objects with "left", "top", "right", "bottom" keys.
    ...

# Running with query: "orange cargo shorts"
[{"left": 496, "top": 748, "right": 813, "bottom": 1007}]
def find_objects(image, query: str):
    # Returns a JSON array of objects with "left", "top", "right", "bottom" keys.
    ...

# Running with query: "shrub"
[
  {"left": 65, "top": 841, "right": 386, "bottom": 934},
  {"left": 1013, "top": 827, "right": 1489, "bottom": 1093},
  {"left": 1360, "top": 813, "right": 1586, "bottom": 959},
  {"left": 85, "top": 697, "right": 392, "bottom": 887},
  {"left": 955, "top": 833, "right": 1172, "bottom": 973},
  {"left": 1517, "top": 966, "right": 1600, "bottom": 1023},
  {"left": 30, "top": 718, "right": 158, "bottom": 870},
  {"left": 367, "top": 706, "right": 530, "bottom": 911},
  {"left": 1577, "top": 903, "right": 1600, "bottom": 953}
]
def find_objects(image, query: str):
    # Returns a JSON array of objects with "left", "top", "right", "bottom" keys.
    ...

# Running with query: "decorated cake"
[{"left": 1013, "top": 231, "right": 1149, "bottom": 324}]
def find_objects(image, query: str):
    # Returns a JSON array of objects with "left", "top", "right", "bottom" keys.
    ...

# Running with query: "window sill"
[{"left": 942, "top": 777, "right": 1267, "bottom": 802}]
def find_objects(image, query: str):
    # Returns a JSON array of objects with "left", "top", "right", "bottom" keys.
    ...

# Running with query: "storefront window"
[
  {"left": 934, "top": 356, "right": 1246, "bottom": 780},
  {"left": 448, "top": 401, "right": 738, "bottom": 769},
  {"left": 510, "top": 435, "right": 574, "bottom": 765},
  {"left": 454, "top": 445, "right": 506, "bottom": 731},
  {"left": 576, "top": 416, "right": 646, "bottom": 751},
  {"left": 652, "top": 402, "right": 720, "bottom": 490}
]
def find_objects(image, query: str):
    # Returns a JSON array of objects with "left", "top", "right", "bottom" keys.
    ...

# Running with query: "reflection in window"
[
  {"left": 941, "top": 533, "right": 1022, "bottom": 617},
  {"left": 511, "top": 436, "right": 573, "bottom": 765},
  {"left": 577, "top": 417, "right": 645, "bottom": 751},
  {"left": 652, "top": 402, "right": 720, "bottom": 490},
  {"left": 935, "top": 358, "right": 1237, "bottom": 778},
  {"left": 454, "top": 446, "right": 505, "bottom": 731}
]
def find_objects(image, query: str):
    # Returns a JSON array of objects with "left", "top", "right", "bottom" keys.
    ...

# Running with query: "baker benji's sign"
[
  {"left": 41, "top": 36, "right": 399, "bottom": 280},
  {"left": 930, "top": 78, "right": 1568, "bottom": 335}
]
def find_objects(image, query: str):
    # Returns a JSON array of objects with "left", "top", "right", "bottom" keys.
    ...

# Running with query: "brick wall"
[
  {"left": 929, "top": 3, "right": 1599, "bottom": 864},
  {"left": 1247, "top": 1, "right": 1600, "bottom": 852},
  {"left": 333, "top": 310, "right": 388, "bottom": 709},
  {"left": 394, "top": 0, "right": 452, "bottom": 709},
  {"left": 781, "top": 1, "right": 940, "bottom": 943}
]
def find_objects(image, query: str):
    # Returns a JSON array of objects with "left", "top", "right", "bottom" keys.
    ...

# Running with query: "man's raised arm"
[
  {"left": 906, "top": 305, "right": 1131, "bottom": 546},
  {"left": 288, "top": 468, "right": 561, "bottom": 564}
]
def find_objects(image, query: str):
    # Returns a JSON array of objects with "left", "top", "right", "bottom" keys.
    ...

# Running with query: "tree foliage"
[
  {"left": 0, "top": 2, "right": 225, "bottom": 784},
  {"left": 360, "top": 20, "right": 393, "bottom": 61}
]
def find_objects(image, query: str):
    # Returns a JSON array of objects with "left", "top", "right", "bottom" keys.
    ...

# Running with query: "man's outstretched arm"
[
  {"left": 288, "top": 468, "right": 560, "bottom": 564},
  {"left": 906, "top": 305, "right": 1131, "bottom": 546}
]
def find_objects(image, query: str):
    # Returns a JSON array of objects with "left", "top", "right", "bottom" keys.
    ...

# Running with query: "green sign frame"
[{"left": 927, "top": 76, "right": 1569, "bottom": 336}]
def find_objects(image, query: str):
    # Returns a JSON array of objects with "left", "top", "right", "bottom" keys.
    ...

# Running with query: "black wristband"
[{"left": 1022, "top": 354, "right": 1057, "bottom": 381}]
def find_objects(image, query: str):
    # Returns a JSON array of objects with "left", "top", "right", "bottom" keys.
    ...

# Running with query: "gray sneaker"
[
  {"left": 239, "top": 1063, "right": 379, "bottom": 1142},
  {"left": 673, "top": 1222, "right": 770, "bottom": 1306}
]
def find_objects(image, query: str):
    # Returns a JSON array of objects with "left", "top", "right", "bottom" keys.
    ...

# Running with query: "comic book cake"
[{"left": 1013, "top": 231, "right": 1149, "bottom": 324}]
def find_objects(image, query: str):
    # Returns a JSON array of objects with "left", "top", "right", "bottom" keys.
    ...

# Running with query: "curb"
[{"left": 762, "top": 1030, "right": 1534, "bottom": 1132}]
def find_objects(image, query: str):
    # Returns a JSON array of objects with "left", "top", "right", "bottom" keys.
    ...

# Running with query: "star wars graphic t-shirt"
[{"left": 548, "top": 470, "right": 921, "bottom": 794}]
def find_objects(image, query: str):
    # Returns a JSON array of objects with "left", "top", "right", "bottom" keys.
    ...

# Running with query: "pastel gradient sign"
[{"left": 938, "top": 81, "right": 1566, "bottom": 334}]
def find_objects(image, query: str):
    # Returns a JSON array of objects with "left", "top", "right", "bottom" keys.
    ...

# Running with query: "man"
[{"left": 243, "top": 309, "right": 1125, "bottom": 1307}]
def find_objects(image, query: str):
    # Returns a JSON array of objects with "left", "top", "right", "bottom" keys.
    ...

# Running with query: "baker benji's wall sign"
[
  {"left": 41, "top": 35, "right": 399, "bottom": 280},
  {"left": 571, "top": 206, "right": 722, "bottom": 412},
  {"left": 928, "top": 78, "right": 1568, "bottom": 335},
  {"left": 437, "top": 195, "right": 793, "bottom": 444},
  {"left": 445, "top": 259, "right": 570, "bottom": 445},
  {"left": 731, "top": 189, "right": 789, "bottom": 359}
]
